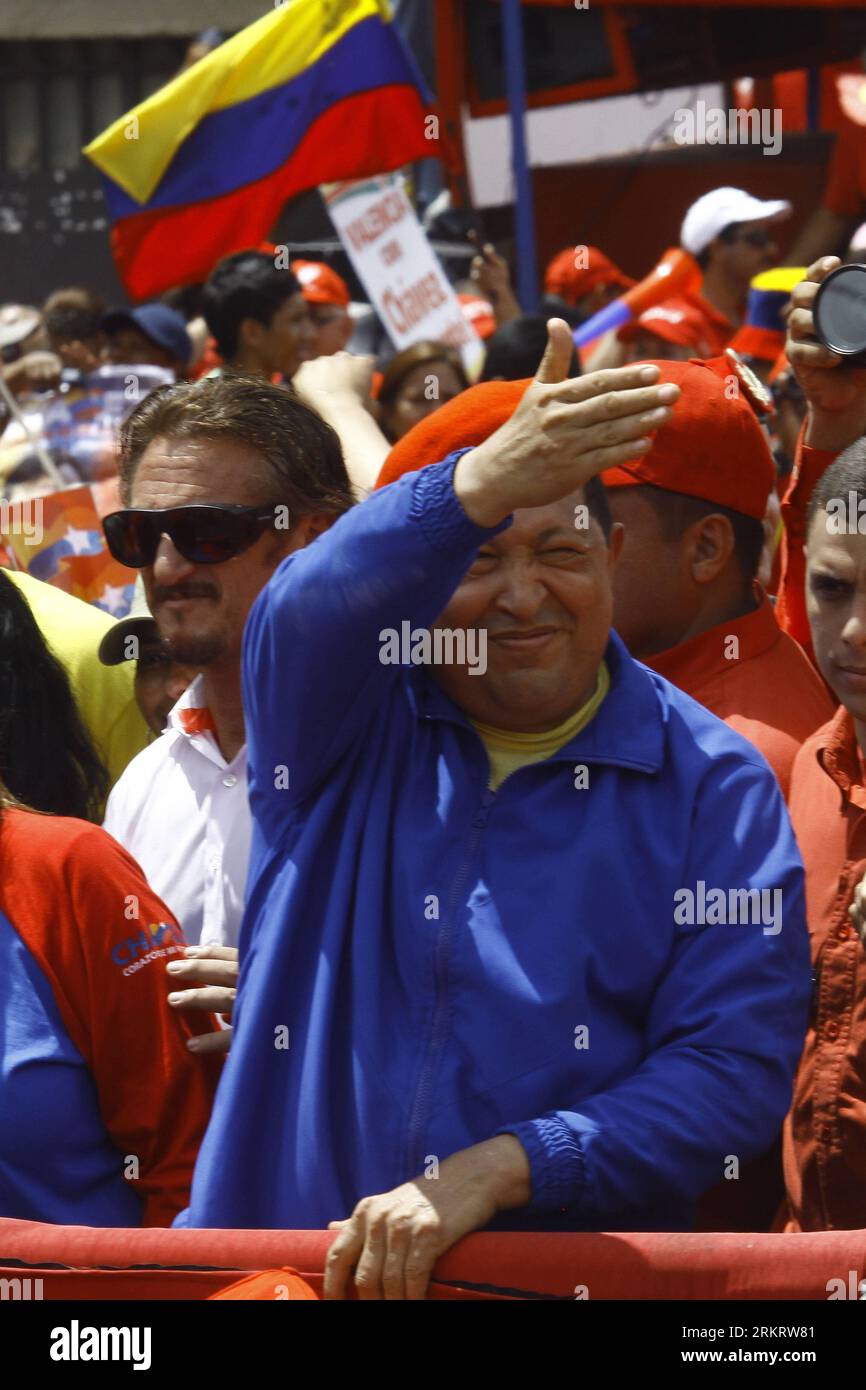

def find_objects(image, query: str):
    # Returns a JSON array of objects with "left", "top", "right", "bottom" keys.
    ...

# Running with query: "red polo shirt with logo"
[{"left": 0, "top": 807, "right": 219, "bottom": 1227}]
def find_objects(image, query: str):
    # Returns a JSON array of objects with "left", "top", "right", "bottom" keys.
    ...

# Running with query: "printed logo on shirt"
[{"left": 110, "top": 921, "right": 185, "bottom": 976}]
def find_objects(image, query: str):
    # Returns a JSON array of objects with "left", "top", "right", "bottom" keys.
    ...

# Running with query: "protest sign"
[{"left": 323, "top": 174, "right": 484, "bottom": 376}]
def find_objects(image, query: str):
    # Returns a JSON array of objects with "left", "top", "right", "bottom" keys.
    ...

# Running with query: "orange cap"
[
  {"left": 291, "top": 260, "right": 351, "bottom": 307},
  {"left": 544, "top": 246, "right": 635, "bottom": 305},
  {"left": 602, "top": 357, "right": 774, "bottom": 520}
]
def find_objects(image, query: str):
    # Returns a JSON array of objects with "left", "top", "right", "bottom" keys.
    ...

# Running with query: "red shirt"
[
  {"left": 0, "top": 808, "right": 220, "bottom": 1226},
  {"left": 784, "top": 708, "right": 866, "bottom": 1230},
  {"left": 645, "top": 596, "right": 834, "bottom": 799},
  {"left": 648, "top": 598, "right": 832, "bottom": 1231},
  {"left": 776, "top": 430, "right": 838, "bottom": 665},
  {"left": 681, "top": 291, "right": 736, "bottom": 357},
  {"left": 823, "top": 117, "right": 866, "bottom": 219}
]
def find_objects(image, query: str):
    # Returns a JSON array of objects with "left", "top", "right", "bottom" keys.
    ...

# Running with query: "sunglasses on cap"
[{"left": 103, "top": 503, "right": 279, "bottom": 568}]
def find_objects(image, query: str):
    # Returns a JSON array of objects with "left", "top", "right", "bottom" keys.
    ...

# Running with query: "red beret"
[
  {"left": 375, "top": 378, "right": 532, "bottom": 489},
  {"left": 375, "top": 357, "right": 774, "bottom": 522}
]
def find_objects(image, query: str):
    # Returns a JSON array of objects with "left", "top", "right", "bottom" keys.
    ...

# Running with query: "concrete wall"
[{"left": 0, "top": 1, "right": 265, "bottom": 39}]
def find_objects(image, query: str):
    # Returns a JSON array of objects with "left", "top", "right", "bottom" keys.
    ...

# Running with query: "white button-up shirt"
[{"left": 103, "top": 677, "right": 251, "bottom": 947}]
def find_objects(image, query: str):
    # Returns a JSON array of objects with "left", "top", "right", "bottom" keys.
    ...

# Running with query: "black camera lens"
[{"left": 813, "top": 263, "right": 866, "bottom": 366}]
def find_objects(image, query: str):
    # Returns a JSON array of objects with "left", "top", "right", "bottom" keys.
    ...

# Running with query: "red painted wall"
[{"left": 483, "top": 132, "right": 834, "bottom": 280}]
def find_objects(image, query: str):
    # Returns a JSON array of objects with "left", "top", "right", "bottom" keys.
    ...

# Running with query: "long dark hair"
[{"left": 0, "top": 572, "right": 109, "bottom": 820}]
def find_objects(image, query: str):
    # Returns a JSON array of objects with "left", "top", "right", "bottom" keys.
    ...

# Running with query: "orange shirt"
[
  {"left": 645, "top": 596, "right": 834, "bottom": 799},
  {"left": 784, "top": 707, "right": 866, "bottom": 1231},
  {"left": 776, "top": 429, "right": 838, "bottom": 665}
]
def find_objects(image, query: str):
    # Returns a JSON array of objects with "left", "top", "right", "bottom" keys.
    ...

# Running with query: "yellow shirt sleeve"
[{"left": 5, "top": 570, "right": 149, "bottom": 791}]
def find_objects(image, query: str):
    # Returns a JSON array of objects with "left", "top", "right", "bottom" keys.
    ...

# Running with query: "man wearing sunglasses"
[
  {"left": 102, "top": 374, "right": 354, "bottom": 969},
  {"left": 679, "top": 187, "right": 792, "bottom": 356}
]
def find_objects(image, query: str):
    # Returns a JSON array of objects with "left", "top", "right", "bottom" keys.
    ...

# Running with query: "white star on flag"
[
  {"left": 65, "top": 526, "right": 99, "bottom": 556},
  {"left": 98, "top": 583, "right": 131, "bottom": 616}
]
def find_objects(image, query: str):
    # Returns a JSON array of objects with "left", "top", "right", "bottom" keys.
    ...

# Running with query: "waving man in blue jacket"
[{"left": 184, "top": 322, "right": 811, "bottom": 1298}]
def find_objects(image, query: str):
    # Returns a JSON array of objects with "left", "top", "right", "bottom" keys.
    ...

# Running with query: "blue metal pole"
[{"left": 501, "top": 0, "right": 539, "bottom": 311}]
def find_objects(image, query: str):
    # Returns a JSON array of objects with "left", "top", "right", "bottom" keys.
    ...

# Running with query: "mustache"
[{"left": 152, "top": 582, "right": 220, "bottom": 602}]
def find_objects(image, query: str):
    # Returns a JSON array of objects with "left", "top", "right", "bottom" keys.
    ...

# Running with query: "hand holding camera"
[{"left": 788, "top": 256, "right": 866, "bottom": 450}]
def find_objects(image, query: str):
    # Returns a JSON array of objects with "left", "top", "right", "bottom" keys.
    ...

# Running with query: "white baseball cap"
[
  {"left": 848, "top": 220, "right": 866, "bottom": 257},
  {"left": 680, "top": 187, "right": 792, "bottom": 256}
]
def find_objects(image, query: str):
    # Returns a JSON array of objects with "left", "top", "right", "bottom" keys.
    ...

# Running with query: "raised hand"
[{"left": 454, "top": 317, "right": 679, "bottom": 527}]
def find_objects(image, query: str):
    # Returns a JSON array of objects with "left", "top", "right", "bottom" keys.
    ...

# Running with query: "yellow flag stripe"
[
  {"left": 750, "top": 267, "right": 807, "bottom": 294},
  {"left": 84, "top": 0, "right": 391, "bottom": 206}
]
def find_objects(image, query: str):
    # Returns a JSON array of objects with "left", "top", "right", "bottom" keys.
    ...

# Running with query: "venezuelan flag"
[{"left": 84, "top": 0, "right": 436, "bottom": 300}]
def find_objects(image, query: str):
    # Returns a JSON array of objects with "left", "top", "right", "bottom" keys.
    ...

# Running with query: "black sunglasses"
[
  {"left": 733, "top": 228, "right": 773, "bottom": 249},
  {"left": 103, "top": 504, "right": 279, "bottom": 568}
]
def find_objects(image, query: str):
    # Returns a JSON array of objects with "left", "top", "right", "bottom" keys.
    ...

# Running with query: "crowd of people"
[{"left": 5, "top": 170, "right": 866, "bottom": 1299}]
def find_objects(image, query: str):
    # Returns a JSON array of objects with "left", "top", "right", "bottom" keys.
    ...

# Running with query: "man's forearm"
[
  {"left": 786, "top": 208, "right": 853, "bottom": 268},
  {"left": 493, "top": 287, "right": 522, "bottom": 328},
  {"left": 439, "top": 1135, "right": 532, "bottom": 1216},
  {"left": 312, "top": 394, "right": 389, "bottom": 498},
  {"left": 805, "top": 401, "right": 866, "bottom": 453}
]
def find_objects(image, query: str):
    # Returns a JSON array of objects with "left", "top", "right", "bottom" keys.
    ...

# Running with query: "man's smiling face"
[{"left": 431, "top": 489, "right": 622, "bottom": 733}]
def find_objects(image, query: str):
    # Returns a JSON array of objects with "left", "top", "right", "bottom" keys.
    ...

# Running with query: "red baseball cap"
[
  {"left": 458, "top": 293, "right": 497, "bottom": 340},
  {"left": 544, "top": 246, "right": 635, "bottom": 305},
  {"left": 291, "top": 260, "right": 351, "bottom": 308},
  {"left": 602, "top": 357, "right": 774, "bottom": 520},
  {"left": 618, "top": 297, "right": 713, "bottom": 356}
]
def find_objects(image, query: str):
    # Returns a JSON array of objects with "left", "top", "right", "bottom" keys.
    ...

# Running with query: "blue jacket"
[{"left": 184, "top": 455, "right": 811, "bottom": 1231}]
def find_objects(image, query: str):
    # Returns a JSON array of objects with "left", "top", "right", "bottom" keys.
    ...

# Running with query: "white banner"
[{"left": 324, "top": 174, "right": 484, "bottom": 377}]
